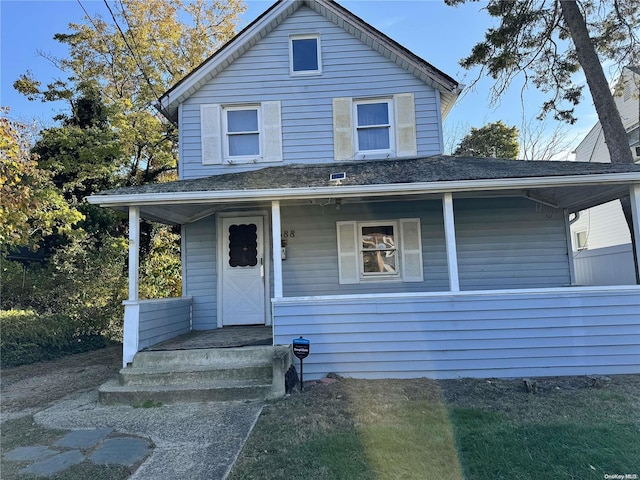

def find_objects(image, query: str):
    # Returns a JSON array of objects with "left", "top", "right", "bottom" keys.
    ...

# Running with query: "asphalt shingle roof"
[{"left": 99, "top": 156, "right": 640, "bottom": 196}]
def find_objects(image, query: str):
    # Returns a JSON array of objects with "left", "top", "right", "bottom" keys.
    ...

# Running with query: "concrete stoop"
[{"left": 99, "top": 345, "right": 292, "bottom": 405}]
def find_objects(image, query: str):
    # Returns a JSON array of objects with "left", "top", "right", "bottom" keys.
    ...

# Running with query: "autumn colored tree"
[
  {"left": 0, "top": 108, "right": 83, "bottom": 253},
  {"left": 454, "top": 121, "right": 520, "bottom": 158},
  {"left": 15, "top": 0, "right": 245, "bottom": 185}
]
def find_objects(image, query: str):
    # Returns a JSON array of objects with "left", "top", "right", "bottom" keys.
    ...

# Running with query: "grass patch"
[
  {"left": 229, "top": 378, "right": 463, "bottom": 480},
  {"left": 229, "top": 375, "right": 640, "bottom": 480}
]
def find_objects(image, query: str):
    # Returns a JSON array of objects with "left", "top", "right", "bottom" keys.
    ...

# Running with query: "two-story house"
[{"left": 89, "top": 0, "right": 640, "bottom": 404}]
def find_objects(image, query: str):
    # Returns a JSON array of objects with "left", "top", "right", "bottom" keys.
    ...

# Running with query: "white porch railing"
[
  {"left": 273, "top": 286, "right": 640, "bottom": 380},
  {"left": 122, "top": 297, "right": 192, "bottom": 367}
]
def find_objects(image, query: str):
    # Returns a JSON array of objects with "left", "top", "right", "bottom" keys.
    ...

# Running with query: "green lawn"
[{"left": 228, "top": 375, "right": 640, "bottom": 480}]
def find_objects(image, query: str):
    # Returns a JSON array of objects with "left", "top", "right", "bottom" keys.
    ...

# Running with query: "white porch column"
[
  {"left": 630, "top": 184, "right": 640, "bottom": 283},
  {"left": 128, "top": 206, "right": 140, "bottom": 301},
  {"left": 442, "top": 193, "right": 460, "bottom": 292},
  {"left": 272, "top": 200, "right": 283, "bottom": 298},
  {"left": 122, "top": 206, "right": 140, "bottom": 368},
  {"left": 563, "top": 209, "right": 577, "bottom": 285}
]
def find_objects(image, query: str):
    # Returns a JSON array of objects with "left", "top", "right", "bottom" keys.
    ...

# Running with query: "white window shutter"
[
  {"left": 336, "top": 221, "right": 359, "bottom": 284},
  {"left": 400, "top": 218, "right": 423, "bottom": 282},
  {"left": 333, "top": 97, "right": 354, "bottom": 161},
  {"left": 201, "top": 104, "right": 222, "bottom": 165},
  {"left": 394, "top": 93, "right": 417, "bottom": 157},
  {"left": 262, "top": 101, "right": 283, "bottom": 163}
]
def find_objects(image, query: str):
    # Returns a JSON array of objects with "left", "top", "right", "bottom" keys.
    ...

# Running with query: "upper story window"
[
  {"left": 290, "top": 34, "right": 321, "bottom": 75},
  {"left": 354, "top": 99, "right": 393, "bottom": 154},
  {"left": 333, "top": 93, "right": 417, "bottom": 161},
  {"left": 224, "top": 106, "right": 260, "bottom": 158},
  {"left": 200, "top": 101, "right": 282, "bottom": 165}
]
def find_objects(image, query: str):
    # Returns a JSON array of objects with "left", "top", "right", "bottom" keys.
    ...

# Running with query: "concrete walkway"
[{"left": 31, "top": 391, "right": 263, "bottom": 479}]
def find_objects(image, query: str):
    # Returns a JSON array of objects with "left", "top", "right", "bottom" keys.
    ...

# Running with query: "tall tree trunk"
[{"left": 560, "top": 0, "right": 639, "bottom": 283}]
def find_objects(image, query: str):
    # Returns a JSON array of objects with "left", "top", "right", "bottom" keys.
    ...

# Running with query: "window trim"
[
  {"left": 575, "top": 230, "right": 588, "bottom": 250},
  {"left": 337, "top": 218, "right": 423, "bottom": 285},
  {"left": 353, "top": 98, "right": 395, "bottom": 158},
  {"left": 222, "top": 104, "right": 262, "bottom": 163},
  {"left": 358, "top": 220, "right": 400, "bottom": 280},
  {"left": 289, "top": 33, "right": 322, "bottom": 76}
]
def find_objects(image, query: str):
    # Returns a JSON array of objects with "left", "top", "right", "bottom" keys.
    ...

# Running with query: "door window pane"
[{"left": 229, "top": 224, "right": 258, "bottom": 267}]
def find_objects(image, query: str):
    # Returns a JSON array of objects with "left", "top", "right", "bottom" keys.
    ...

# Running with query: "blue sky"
[{"left": 1, "top": 0, "right": 602, "bottom": 154}]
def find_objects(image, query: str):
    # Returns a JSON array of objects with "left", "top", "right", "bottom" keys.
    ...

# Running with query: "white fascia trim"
[
  {"left": 159, "top": 1, "right": 298, "bottom": 112},
  {"left": 271, "top": 284, "right": 640, "bottom": 304},
  {"left": 87, "top": 173, "right": 640, "bottom": 207},
  {"left": 314, "top": 0, "right": 458, "bottom": 94}
]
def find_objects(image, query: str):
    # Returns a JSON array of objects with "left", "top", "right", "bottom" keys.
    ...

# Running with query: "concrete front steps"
[{"left": 99, "top": 345, "right": 292, "bottom": 405}]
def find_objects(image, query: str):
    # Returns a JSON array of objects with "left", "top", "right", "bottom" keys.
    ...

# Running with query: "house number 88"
[{"left": 283, "top": 230, "right": 295, "bottom": 238}]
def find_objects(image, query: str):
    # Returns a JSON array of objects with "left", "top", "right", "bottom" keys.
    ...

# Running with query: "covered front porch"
[{"left": 88, "top": 157, "right": 640, "bottom": 379}]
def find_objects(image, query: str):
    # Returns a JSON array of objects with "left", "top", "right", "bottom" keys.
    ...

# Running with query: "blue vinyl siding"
[
  {"left": 180, "top": 6, "right": 442, "bottom": 179},
  {"left": 273, "top": 288, "right": 640, "bottom": 380},
  {"left": 184, "top": 217, "right": 218, "bottom": 330},
  {"left": 454, "top": 197, "right": 571, "bottom": 289},
  {"left": 279, "top": 197, "right": 570, "bottom": 297},
  {"left": 138, "top": 298, "right": 191, "bottom": 350},
  {"left": 281, "top": 199, "right": 448, "bottom": 296}
]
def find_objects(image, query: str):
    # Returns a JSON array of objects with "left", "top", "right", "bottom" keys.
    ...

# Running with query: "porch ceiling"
[{"left": 88, "top": 156, "right": 640, "bottom": 225}]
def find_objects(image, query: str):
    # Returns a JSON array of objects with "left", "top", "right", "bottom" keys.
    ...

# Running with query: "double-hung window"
[
  {"left": 337, "top": 218, "right": 423, "bottom": 284},
  {"left": 290, "top": 34, "right": 321, "bottom": 75},
  {"left": 333, "top": 94, "right": 416, "bottom": 161},
  {"left": 201, "top": 101, "right": 282, "bottom": 165},
  {"left": 224, "top": 106, "right": 260, "bottom": 158},
  {"left": 354, "top": 99, "right": 393, "bottom": 154},
  {"left": 360, "top": 222, "right": 398, "bottom": 277}
]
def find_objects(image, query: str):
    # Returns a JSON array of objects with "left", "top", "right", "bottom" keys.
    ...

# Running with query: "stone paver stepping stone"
[
  {"left": 20, "top": 450, "right": 85, "bottom": 477},
  {"left": 54, "top": 428, "right": 113, "bottom": 449},
  {"left": 4, "top": 446, "right": 60, "bottom": 462},
  {"left": 89, "top": 437, "right": 151, "bottom": 466}
]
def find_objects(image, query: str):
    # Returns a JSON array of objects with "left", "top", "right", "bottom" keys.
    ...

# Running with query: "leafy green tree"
[
  {"left": 32, "top": 84, "right": 122, "bottom": 203},
  {"left": 454, "top": 121, "right": 520, "bottom": 158}
]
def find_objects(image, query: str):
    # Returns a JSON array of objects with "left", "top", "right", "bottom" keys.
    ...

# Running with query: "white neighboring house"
[{"left": 571, "top": 66, "right": 640, "bottom": 285}]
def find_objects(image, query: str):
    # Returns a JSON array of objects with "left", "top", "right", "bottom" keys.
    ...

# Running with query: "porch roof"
[{"left": 88, "top": 156, "right": 640, "bottom": 224}]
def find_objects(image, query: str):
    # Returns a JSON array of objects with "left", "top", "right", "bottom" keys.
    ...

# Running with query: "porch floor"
[{"left": 145, "top": 326, "right": 273, "bottom": 351}]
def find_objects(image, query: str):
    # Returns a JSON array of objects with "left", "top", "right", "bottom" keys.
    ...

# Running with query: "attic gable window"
[{"left": 290, "top": 34, "right": 321, "bottom": 75}]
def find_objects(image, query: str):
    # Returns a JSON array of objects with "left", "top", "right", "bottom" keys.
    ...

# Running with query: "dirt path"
[{"left": 1, "top": 346, "right": 121, "bottom": 413}]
